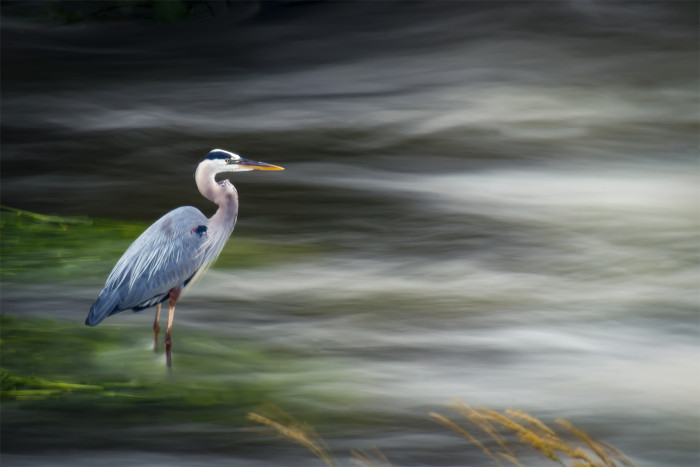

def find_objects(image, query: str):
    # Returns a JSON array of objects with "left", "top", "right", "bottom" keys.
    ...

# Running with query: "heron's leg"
[
  {"left": 165, "top": 286, "right": 182, "bottom": 368},
  {"left": 153, "top": 303, "right": 161, "bottom": 352}
]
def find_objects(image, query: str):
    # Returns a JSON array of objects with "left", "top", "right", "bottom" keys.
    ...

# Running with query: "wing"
[{"left": 86, "top": 206, "right": 208, "bottom": 326}]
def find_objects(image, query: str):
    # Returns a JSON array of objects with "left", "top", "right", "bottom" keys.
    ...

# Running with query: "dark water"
[{"left": 2, "top": 2, "right": 698, "bottom": 466}]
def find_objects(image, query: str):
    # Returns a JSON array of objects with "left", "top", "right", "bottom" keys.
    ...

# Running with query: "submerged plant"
[
  {"left": 0, "top": 205, "right": 316, "bottom": 281},
  {"left": 1, "top": 368, "right": 105, "bottom": 400}
]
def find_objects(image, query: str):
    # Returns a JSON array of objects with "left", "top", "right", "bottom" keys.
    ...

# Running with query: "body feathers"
[
  {"left": 86, "top": 204, "right": 233, "bottom": 326},
  {"left": 85, "top": 150, "right": 269, "bottom": 328}
]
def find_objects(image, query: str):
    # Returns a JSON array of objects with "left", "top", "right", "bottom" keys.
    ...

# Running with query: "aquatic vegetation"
[
  {"left": 430, "top": 399, "right": 635, "bottom": 467},
  {"left": 247, "top": 399, "right": 635, "bottom": 466},
  {"left": 0, "top": 314, "right": 354, "bottom": 454},
  {"left": 1, "top": 205, "right": 142, "bottom": 280},
  {"left": 0, "top": 314, "right": 340, "bottom": 420},
  {"left": 248, "top": 404, "right": 337, "bottom": 467},
  {"left": 0, "top": 206, "right": 317, "bottom": 281},
  {"left": 1, "top": 369, "right": 105, "bottom": 400},
  {"left": 349, "top": 448, "right": 392, "bottom": 467}
]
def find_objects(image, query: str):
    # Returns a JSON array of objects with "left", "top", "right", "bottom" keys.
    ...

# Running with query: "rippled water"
[{"left": 2, "top": 2, "right": 698, "bottom": 466}]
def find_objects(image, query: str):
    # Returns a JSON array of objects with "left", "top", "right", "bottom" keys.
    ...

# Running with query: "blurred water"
[{"left": 1, "top": 2, "right": 698, "bottom": 466}]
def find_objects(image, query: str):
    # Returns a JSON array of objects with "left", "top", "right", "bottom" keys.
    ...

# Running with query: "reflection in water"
[{"left": 1, "top": 2, "right": 698, "bottom": 466}]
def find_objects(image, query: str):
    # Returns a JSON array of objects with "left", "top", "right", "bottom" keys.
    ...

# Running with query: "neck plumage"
[{"left": 195, "top": 161, "right": 239, "bottom": 266}]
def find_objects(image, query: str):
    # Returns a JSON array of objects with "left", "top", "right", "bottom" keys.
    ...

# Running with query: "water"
[{"left": 2, "top": 2, "right": 698, "bottom": 466}]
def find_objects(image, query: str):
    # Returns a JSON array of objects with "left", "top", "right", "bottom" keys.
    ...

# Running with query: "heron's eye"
[{"left": 225, "top": 159, "right": 231, "bottom": 164}]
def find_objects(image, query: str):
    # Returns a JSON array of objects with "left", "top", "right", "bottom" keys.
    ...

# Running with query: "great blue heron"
[{"left": 85, "top": 149, "right": 283, "bottom": 367}]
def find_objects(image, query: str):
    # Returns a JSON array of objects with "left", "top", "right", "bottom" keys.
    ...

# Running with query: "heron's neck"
[
  {"left": 195, "top": 162, "right": 239, "bottom": 228},
  {"left": 187, "top": 162, "right": 240, "bottom": 286}
]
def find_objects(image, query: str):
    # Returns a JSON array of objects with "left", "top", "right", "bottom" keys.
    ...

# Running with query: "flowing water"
[{"left": 1, "top": 2, "right": 698, "bottom": 466}]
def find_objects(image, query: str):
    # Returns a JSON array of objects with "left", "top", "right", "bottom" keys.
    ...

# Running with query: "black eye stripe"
[{"left": 205, "top": 150, "right": 235, "bottom": 161}]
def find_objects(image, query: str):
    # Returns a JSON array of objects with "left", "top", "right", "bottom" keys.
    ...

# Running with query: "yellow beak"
[{"left": 238, "top": 158, "right": 284, "bottom": 171}]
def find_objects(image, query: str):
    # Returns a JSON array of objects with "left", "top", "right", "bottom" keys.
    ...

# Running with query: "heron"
[{"left": 85, "top": 149, "right": 283, "bottom": 367}]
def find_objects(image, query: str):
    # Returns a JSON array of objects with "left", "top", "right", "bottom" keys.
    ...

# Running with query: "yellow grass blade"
[
  {"left": 496, "top": 451, "right": 526, "bottom": 467},
  {"left": 557, "top": 419, "right": 616, "bottom": 467},
  {"left": 430, "top": 412, "right": 503, "bottom": 466},
  {"left": 247, "top": 409, "right": 337, "bottom": 467},
  {"left": 505, "top": 409, "right": 557, "bottom": 437},
  {"left": 448, "top": 399, "right": 515, "bottom": 456},
  {"left": 350, "top": 447, "right": 391, "bottom": 467}
]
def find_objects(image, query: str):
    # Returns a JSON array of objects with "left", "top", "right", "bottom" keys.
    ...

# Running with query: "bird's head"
[{"left": 203, "top": 149, "right": 284, "bottom": 173}]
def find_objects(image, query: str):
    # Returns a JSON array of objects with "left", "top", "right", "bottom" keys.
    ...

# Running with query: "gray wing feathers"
[{"left": 86, "top": 206, "right": 208, "bottom": 326}]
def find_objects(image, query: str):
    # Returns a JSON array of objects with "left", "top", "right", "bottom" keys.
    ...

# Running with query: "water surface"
[{"left": 2, "top": 2, "right": 698, "bottom": 466}]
